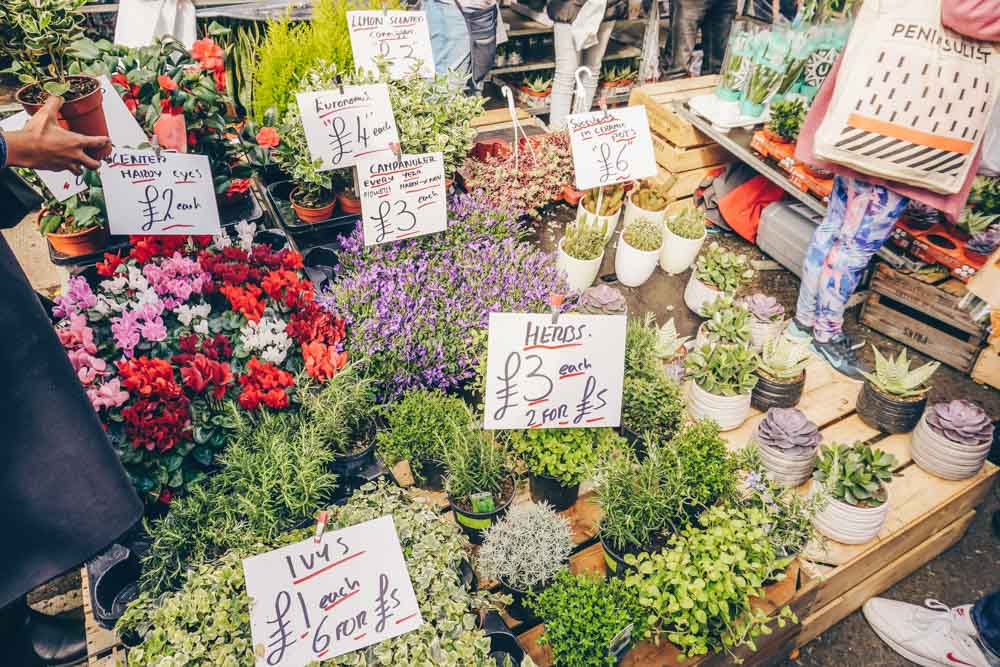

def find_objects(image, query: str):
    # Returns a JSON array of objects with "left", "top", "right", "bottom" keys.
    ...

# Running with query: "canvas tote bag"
[{"left": 814, "top": 0, "right": 1000, "bottom": 194}]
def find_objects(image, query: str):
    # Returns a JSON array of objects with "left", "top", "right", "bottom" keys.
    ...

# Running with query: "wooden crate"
[
  {"left": 972, "top": 345, "right": 1000, "bottom": 390},
  {"left": 651, "top": 132, "right": 731, "bottom": 173},
  {"left": 629, "top": 76, "right": 720, "bottom": 148},
  {"left": 652, "top": 164, "right": 724, "bottom": 201}
]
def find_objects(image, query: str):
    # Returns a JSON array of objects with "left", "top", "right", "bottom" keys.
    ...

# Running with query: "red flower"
[
  {"left": 180, "top": 354, "right": 232, "bottom": 400},
  {"left": 287, "top": 303, "right": 346, "bottom": 347},
  {"left": 117, "top": 357, "right": 183, "bottom": 400},
  {"left": 191, "top": 38, "right": 225, "bottom": 65},
  {"left": 157, "top": 74, "right": 178, "bottom": 91},
  {"left": 111, "top": 73, "right": 130, "bottom": 89},
  {"left": 226, "top": 178, "right": 252, "bottom": 196},
  {"left": 122, "top": 395, "right": 191, "bottom": 453},
  {"left": 237, "top": 357, "right": 294, "bottom": 410},
  {"left": 302, "top": 341, "right": 348, "bottom": 381},
  {"left": 158, "top": 488, "right": 174, "bottom": 504},
  {"left": 256, "top": 127, "right": 280, "bottom": 149},
  {"left": 219, "top": 284, "right": 266, "bottom": 322},
  {"left": 96, "top": 252, "right": 125, "bottom": 277},
  {"left": 262, "top": 269, "right": 313, "bottom": 310},
  {"left": 201, "top": 334, "right": 233, "bottom": 361}
]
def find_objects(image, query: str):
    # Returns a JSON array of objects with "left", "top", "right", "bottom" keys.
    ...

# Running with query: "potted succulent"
[
  {"left": 557, "top": 216, "right": 608, "bottom": 291},
  {"left": 696, "top": 295, "right": 751, "bottom": 348},
  {"left": 660, "top": 204, "right": 707, "bottom": 274},
  {"left": 37, "top": 193, "right": 108, "bottom": 257},
  {"left": 519, "top": 74, "right": 553, "bottom": 108},
  {"left": 615, "top": 216, "right": 663, "bottom": 287},
  {"left": 752, "top": 407, "right": 821, "bottom": 487},
  {"left": 811, "top": 442, "right": 898, "bottom": 544},
  {"left": 684, "top": 242, "right": 755, "bottom": 315},
  {"left": 7, "top": 0, "right": 110, "bottom": 157},
  {"left": 478, "top": 502, "right": 574, "bottom": 623},
  {"left": 576, "top": 284, "right": 627, "bottom": 315},
  {"left": 511, "top": 428, "right": 609, "bottom": 510},
  {"left": 685, "top": 343, "right": 759, "bottom": 431},
  {"left": 753, "top": 336, "right": 812, "bottom": 410},
  {"left": 654, "top": 317, "right": 691, "bottom": 382},
  {"left": 912, "top": 399, "right": 995, "bottom": 480},
  {"left": 743, "top": 293, "right": 786, "bottom": 351},
  {"left": 622, "top": 179, "right": 672, "bottom": 230},
  {"left": 577, "top": 184, "right": 625, "bottom": 242},
  {"left": 303, "top": 366, "right": 380, "bottom": 478},
  {"left": 857, "top": 346, "right": 940, "bottom": 434}
]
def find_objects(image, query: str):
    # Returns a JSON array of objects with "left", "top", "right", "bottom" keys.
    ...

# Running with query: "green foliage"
[
  {"left": 685, "top": 343, "right": 759, "bottom": 396},
  {"left": 861, "top": 345, "right": 939, "bottom": 398},
  {"left": 478, "top": 502, "right": 574, "bottom": 591},
  {"left": 441, "top": 409, "right": 513, "bottom": 505},
  {"left": 621, "top": 373, "right": 685, "bottom": 438},
  {"left": 623, "top": 216, "right": 664, "bottom": 251},
  {"left": 376, "top": 388, "right": 470, "bottom": 481},
  {"left": 582, "top": 184, "right": 625, "bottom": 216},
  {"left": 969, "top": 175, "right": 1000, "bottom": 215},
  {"left": 625, "top": 312, "right": 666, "bottom": 380},
  {"left": 511, "top": 427, "right": 617, "bottom": 485},
  {"left": 273, "top": 66, "right": 338, "bottom": 205},
  {"left": 666, "top": 204, "right": 707, "bottom": 240},
  {"left": 668, "top": 419, "right": 739, "bottom": 509},
  {"left": 694, "top": 242, "right": 755, "bottom": 292},
  {"left": 958, "top": 208, "right": 1000, "bottom": 235},
  {"left": 701, "top": 297, "right": 751, "bottom": 346},
  {"left": 624, "top": 505, "right": 795, "bottom": 660},
  {"left": 813, "top": 442, "right": 897, "bottom": 507},
  {"left": 561, "top": 216, "right": 607, "bottom": 260},
  {"left": 758, "top": 335, "right": 811, "bottom": 380},
  {"left": 2, "top": 0, "right": 86, "bottom": 93},
  {"left": 301, "top": 364, "right": 378, "bottom": 455},
  {"left": 653, "top": 316, "right": 690, "bottom": 360},
  {"left": 38, "top": 192, "right": 105, "bottom": 234},
  {"left": 768, "top": 98, "right": 806, "bottom": 142},
  {"left": 523, "top": 74, "right": 553, "bottom": 93},
  {"left": 529, "top": 571, "right": 646, "bottom": 667}
]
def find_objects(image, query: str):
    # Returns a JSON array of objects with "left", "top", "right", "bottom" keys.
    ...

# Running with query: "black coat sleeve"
[{"left": 0, "top": 169, "right": 42, "bottom": 230}]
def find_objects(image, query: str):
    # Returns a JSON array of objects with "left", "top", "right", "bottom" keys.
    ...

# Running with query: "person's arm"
[
  {"left": 2, "top": 96, "right": 110, "bottom": 174},
  {"left": 941, "top": 0, "right": 1000, "bottom": 43}
]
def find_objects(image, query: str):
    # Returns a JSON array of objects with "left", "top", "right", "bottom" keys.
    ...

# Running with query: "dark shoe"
[
  {"left": 27, "top": 609, "right": 87, "bottom": 666},
  {"left": 812, "top": 334, "right": 870, "bottom": 380}
]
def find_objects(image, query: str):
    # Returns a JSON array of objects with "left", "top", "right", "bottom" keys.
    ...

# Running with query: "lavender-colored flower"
[
  {"left": 968, "top": 226, "right": 1000, "bottom": 255},
  {"left": 742, "top": 293, "right": 784, "bottom": 322},
  {"left": 755, "top": 407, "right": 821, "bottom": 455},
  {"left": 925, "top": 399, "right": 994, "bottom": 446},
  {"left": 744, "top": 470, "right": 765, "bottom": 492}
]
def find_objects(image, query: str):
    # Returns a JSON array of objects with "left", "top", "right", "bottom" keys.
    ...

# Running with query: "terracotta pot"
[
  {"left": 47, "top": 224, "right": 109, "bottom": 257},
  {"left": 337, "top": 191, "right": 362, "bottom": 215},
  {"left": 762, "top": 126, "right": 791, "bottom": 145},
  {"left": 291, "top": 188, "right": 335, "bottom": 223},
  {"left": 18, "top": 75, "right": 110, "bottom": 159},
  {"left": 561, "top": 184, "right": 584, "bottom": 206},
  {"left": 519, "top": 86, "right": 551, "bottom": 98}
]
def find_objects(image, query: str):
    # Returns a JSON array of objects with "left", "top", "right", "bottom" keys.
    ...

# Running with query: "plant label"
[
  {"left": 357, "top": 151, "right": 446, "bottom": 245},
  {"left": 243, "top": 515, "right": 423, "bottom": 667},
  {"left": 296, "top": 85, "right": 400, "bottom": 171},
  {"left": 99, "top": 148, "right": 221, "bottom": 236},
  {"left": 483, "top": 313, "right": 626, "bottom": 429},
  {"left": 348, "top": 11, "right": 435, "bottom": 80},
  {"left": 567, "top": 106, "right": 657, "bottom": 190}
]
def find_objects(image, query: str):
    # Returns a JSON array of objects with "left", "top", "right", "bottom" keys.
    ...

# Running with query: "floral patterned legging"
[{"left": 795, "top": 175, "right": 910, "bottom": 342}]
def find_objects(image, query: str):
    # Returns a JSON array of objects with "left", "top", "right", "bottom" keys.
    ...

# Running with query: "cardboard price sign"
[
  {"left": 243, "top": 516, "right": 423, "bottom": 667},
  {"left": 483, "top": 313, "right": 626, "bottom": 429},
  {"left": 348, "top": 11, "right": 434, "bottom": 79},
  {"left": 296, "top": 85, "right": 400, "bottom": 171},
  {"left": 358, "top": 151, "right": 446, "bottom": 245},
  {"left": 99, "top": 148, "right": 221, "bottom": 236},
  {"left": 567, "top": 106, "right": 657, "bottom": 190}
]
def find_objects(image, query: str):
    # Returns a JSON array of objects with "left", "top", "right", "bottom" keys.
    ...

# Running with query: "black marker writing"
[
  {"left": 138, "top": 185, "right": 174, "bottom": 232},
  {"left": 265, "top": 590, "right": 296, "bottom": 665}
]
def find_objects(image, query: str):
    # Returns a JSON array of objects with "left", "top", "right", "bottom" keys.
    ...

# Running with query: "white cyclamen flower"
[
  {"left": 240, "top": 315, "right": 292, "bottom": 364},
  {"left": 174, "top": 303, "right": 211, "bottom": 327},
  {"left": 235, "top": 220, "right": 257, "bottom": 251},
  {"left": 211, "top": 232, "right": 233, "bottom": 250}
]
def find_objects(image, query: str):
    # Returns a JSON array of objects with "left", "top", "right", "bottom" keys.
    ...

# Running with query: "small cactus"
[
  {"left": 582, "top": 185, "right": 625, "bottom": 217},
  {"left": 622, "top": 216, "right": 664, "bottom": 251},
  {"left": 666, "top": 205, "right": 706, "bottom": 240},
  {"left": 562, "top": 215, "right": 607, "bottom": 261}
]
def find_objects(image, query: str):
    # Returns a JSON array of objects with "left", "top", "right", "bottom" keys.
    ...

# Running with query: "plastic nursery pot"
[
  {"left": 331, "top": 440, "right": 377, "bottom": 478},
  {"left": 448, "top": 477, "right": 515, "bottom": 545},
  {"left": 528, "top": 472, "right": 579, "bottom": 512},
  {"left": 90, "top": 544, "right": 141, "bottom": 628},
  {"left": 557, "top": 237, "right": 604, "bottom": 292},
  {"left": 576, "top": 199, "right": 621, "bottom": 243},
  {"left": 751, "top": 370, "right": 805, "bottom": 411},
  {"left": 337, "top": 191, "right": 363, "bottom": 215},
  {"left": 499, "top": 579, "right": 540, "bottom": 625},
  {"left": 856, "top": 381, "right": 927, "bottom": 434},
  {"left": 47, "top": 224, "right": 109, "bottom": 258},
  {"left": 687, "top": 381, "right": 752, "bottom": 431},
  {"left": 261, "top": 163, "right": 289, "bottom": 186},
  {"left": 481, "top": 610, "right": 527, "bottom": 666},
  {"left": 749, "top": 318, "right": 785, "bottom": 352},
  {"left": 660, "top": 223, "right": 706, "bottom": 275},
  {"left": 18, "top": 75, "right": 111, "bottom": 159},
  {"left": 614, "top": 230, "right": 661, "bottom": 288},
  {"left": 911, "top": 415, "right": 991, "bottom": 481},
  {"left": 600, "top": 536, "right": 635, "bottom": 579},
  {"left": 810, "top": 480, "right": 889, "bottom": 545},
  {"left": 290, "top": 187, "right": 336, "bottom": 223},
  {"left": 561, "top": 183, "right": 584, "bottom": 206},
  {"left": 622, "top": 190, "right": 668, "bottom": 230},
  {"left": 754, "top": 438, "right": 816, "bottom": 488},
  {"left": 683, "top": 273, "right": 723, "bottom": 316}
]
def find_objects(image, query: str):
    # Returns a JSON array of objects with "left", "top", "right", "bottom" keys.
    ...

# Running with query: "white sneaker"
[{"left": 864, "top": 597, "right": 991, "bottom": 667}]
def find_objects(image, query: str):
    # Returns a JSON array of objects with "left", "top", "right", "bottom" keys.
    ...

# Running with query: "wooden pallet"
[
  {"left": 629, "top": 76, "right": 720, "bottom": 148},
  {"left": 80, "top": 567, "right": 126, "bottom": 666},
  {"left": 973, "top": 345, "right": 1000, "bottom": 391}
]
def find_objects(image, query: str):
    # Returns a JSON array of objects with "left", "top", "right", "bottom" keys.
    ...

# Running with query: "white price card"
[
  {"left": 296, "top": 85, "right": 400, "bottom": 171},
  {"left": 567, "top": 106, "right": 658, "bottom": 190},
  {"left": 99, "top": 148, "right": 221, "bottom": 236},
  {"left": 243, "top": 516, "right": 423, "bottom": 667},
  {"left": 358, "top": 151, "right": 446, "bottom": 245},
  {"left": 483, "top": 313, "right": 627, "bottom": 430},
  {"left": 348, "top": 10, "right": 435, "bottom": 79}
]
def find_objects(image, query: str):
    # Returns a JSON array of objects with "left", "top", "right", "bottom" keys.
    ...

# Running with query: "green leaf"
[{"left": 43, "top": 80, "right": 70, "bottom": 97}]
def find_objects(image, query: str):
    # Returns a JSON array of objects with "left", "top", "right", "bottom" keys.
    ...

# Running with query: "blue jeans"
[
  {"left": 975, "top": 593, "right": 1000, "bottom": 658},
  {"left": 426, "top": 0, "right": 470, "bottom": 76}
]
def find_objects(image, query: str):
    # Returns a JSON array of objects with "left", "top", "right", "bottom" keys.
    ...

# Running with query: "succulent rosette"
[
  {"left": 577, "top": 284, "right": 627, "bottom": 315},
  {"left": 755, "top": 407, "right": 821, "bottom": 455},
  {"left": 925, "top": 399, "right": 994, "bottom": 446},
  {"left": 742, "top": 293, "right": 785, "bottom": 322}
]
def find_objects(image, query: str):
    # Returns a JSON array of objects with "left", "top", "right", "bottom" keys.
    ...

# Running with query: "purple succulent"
[
  {"left": 968, "top": 227, "right": 1000, "bottom": 256},
  {"left": 755, "top": 407, "right": 821, "bottom": 455},
  {"left": 742, "top": 293, "right": 785, "bottom": 322},
  {"left": 577, "top": 284, "right": 627, "bottom": 315},
  {"left": 925, "top": 399, "right": 994, "bottom": 446}
]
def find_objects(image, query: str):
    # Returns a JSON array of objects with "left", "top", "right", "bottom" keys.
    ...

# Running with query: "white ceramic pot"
[
  {"left": 684, "top": 274, "right": 724, "bottom": 316},
  {"left": 614, "top": 231, "right": 661, "bottom": 287},
  {"left": 557, "top": 238, "right": 604, "bottom": 292},
  {"left": 750, "top": 318, "right": 785, "bottom": 352},
  {"left": 660, "top": 224, "right": 706, "bottom": 275},
  {"left": 911, "top": 415, "right": 990, "bottom": 480},
  {"left": 810, "top": 480, "right": 889, "bottom": 545},
  {"left": 622, "top": 191, "right": 667, "bottom": 230},
  {"left": 755, "top": 438, "right": 817, "bottom": 487},
  {"left": 687, "top": 381, "right": 752, "bottom": 431},
  {"left": 577, "top": 200, "right": 621, "bottom": 243}
]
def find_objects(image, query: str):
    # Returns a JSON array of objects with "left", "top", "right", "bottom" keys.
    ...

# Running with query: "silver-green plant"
[
  {"left": 685, "top": 343, "right": 759, "bottom": 396},
  {"left": 861, "top": 346, "right": 939, "bottom": 398},
  {"left": 758, "top": 336, "right": 811, "bottom": 381},
  {"left": 694, "top": 242, "right": 754, "bottom": 292},
  {"left": 477, "top": 502, "right": 574, "bottom": 591},
  {"left": 666, "top": 204, "right": 707, "bottom": 240},
  {"left": 622, "top": 216, "right": 664, "bottom": 251},
  {"left": 562, "top": 216, "right": 607, "bottom": 260},
  {"left": 702, "top": 302, "right": 751, "bottom": 347},
  {"left": 653, "top": 315, "right": 689, "bottom": 360}
]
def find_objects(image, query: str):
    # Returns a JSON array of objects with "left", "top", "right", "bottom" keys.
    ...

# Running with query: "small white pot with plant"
[
  {"left": 685, "top": 342, "right": 759, "bottom": 431},
  {"left": 695, "top": 295, "right": 751, "bottom": 348},
  {"left": 661, "top": 203, "right": 707, "bottom": 274},
  {"left": 912, "top": 399, "right": 995, "bottom": 480},
  {"left": 615, "top": 216, "right": 664, "bottom": 287},
  {"left": 684, "top": 242, "right": 755, "bottom": 316},
  {"left": 557, "top": 216, "right": 608, "bottom": 291},
  {"left": 742, "top": 293, "right": 786, "bottom": 351},
  {"left": 577, "top": 184, "right": 625, "bottom": 243},
  {"left": 811, "top": 442, "right": 897, "bottom": 545},
  {"left": 623, "top": 179, "right": 672, "bottom": 230},
  {"left": 752, "top": 407, "right": 821, "bottom": 487}
]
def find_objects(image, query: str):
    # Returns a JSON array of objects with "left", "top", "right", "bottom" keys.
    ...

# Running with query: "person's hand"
[{"left": 5, "top": 96, "right": 111, "bottom": 174}]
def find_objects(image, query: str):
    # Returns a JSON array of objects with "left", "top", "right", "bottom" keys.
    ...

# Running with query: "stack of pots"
[
  {"left": 911, "top": 400, "right": 995, "bottom": 480},
  {"left": 811, "top": 481, "right": 890, "bottom": 544},
  {"left": 752, "top": 408, "right": 821, "bottom": 487}
]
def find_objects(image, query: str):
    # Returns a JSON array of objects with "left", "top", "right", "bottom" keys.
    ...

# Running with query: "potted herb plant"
[
  {"left": 621, "top": 372, "right": 685, "bottom": 446},
  {"left": 577, "top": 185, "right": 624, "bottom": 242},
  {"left": 696, "top": 295, "right": 751, "bottom": 348},
  {"left": 811, "top": 442, "right": 897, "bottom": 544},
  {"left": 557, "top": 216, "right": 608, "bottom": 291},
  {"left": 753, "top": 335, "right": 811, "bottom": 410},
  {"left": 684, "top": 242, "right": 755, "bottom": 315},
  {"left": 302, "top": 365, "right": 380, "bottom": 477},
  {"left": 685, "top": 343, "right": 758, "bottom": 431},
  {"left": 615, "top": 215, "right": 663, "bottom": 287},
  {"left": 7, "top": 0, "right": 110, "bottom": 157},
  {"left": 912, "top": 399, "right": 995, "bottom": 480},
  {"left": 660, "top": 203, "right": 707, "bottom": 275},
  {"left": 857, "top": 346, "right": 939, "bottom": 434},
  {"left": 752, "top": 407, "right": 821, "bottom": 487},
  {"left": 37, "top": 193, "right": 108, "bottom": 257},
  {"left": 511, "top": 428, "right": 608, "bottom": 510},
  {"left": 622, "top": 179, "right": 672, "bottom": 230},
  {"left": 743, "top": 292, "right": 786, "bottom": 351},
  {"left": 478, "top": 502, "right": 574, "bottom": 622}
]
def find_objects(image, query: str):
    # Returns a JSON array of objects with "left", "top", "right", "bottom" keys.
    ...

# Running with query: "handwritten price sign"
[
  {"left": 483, "top": 313, "right": 626, "bottom": 430},
  {"left": 243, "top": 516, "right": 423, "bottom": 667},
  {"left": 99, "top": 148, "right": 221, "bottom": 236},
  {"left": 358, "top": 151, "right": 446, "bottom": 246},
  {"left": 348, "top": 10, "right": 435, "bottom": 79},
  {"left": 297, "top": 85, "right": 400, "bottom": 171},
  {"left": 567, "top": 106, "right": 657, "bottom": 191}
]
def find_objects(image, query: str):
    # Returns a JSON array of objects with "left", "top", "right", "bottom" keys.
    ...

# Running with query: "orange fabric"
[
  {"left": 846, "top": 113, "right": 975, "bottom": 155},
  {"left": 717, "top": 175, "right": 785, "bottom": 243}
]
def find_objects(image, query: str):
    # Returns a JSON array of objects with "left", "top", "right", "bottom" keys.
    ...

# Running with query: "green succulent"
[
  {"left": 622, "top": 216, "right": 664, "bottom": 251},
  {"left": 562, "top": 216, "right": 607, "bottom": 260},
  {"left": 666, "top": 204, "right": 707, "bottom": 240},
  {"left": 813, "top": 442, "right": 897, "bottom": 507},
  {"left": 582, "top": 184, "right": 625, "bottom": 216},
  {"left": 969, "top": 175, "right": 1000, "bottom": 215},
  {"left": 685, "top": 343, "right": 759, "bottom": 396},
  {"left": 653, "top": 316, "right": 690, "bottom": 360},
  {"left": 621, "top": 373, "right": 685, "bottom": 438},
  {"left": 758, "top": 335, "right": 812, "bottom": 380},
  {"left": 630, "top": 179, "right": 673, "bottom": 212},
  {"left": 958, "top": 208, "right": 1000, "bottom": 235},
  {"left": 768, "top": 98, "right": 806, "bottom": 142},
  {"left": 701, "top": 296, "right": 751, "bottom": 346},
  {"left": 861, "top": 346, "right": 939, "bottom": 398},
  {"left": 523, "top": 74, "right": 553, "bottom": 94},
  {"left": 694, "top": 242, "right": 755, "bottom": 292}
]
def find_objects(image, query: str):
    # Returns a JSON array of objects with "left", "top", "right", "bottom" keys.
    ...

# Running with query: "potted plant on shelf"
[
  {"left": 478, "top": 502, "right": 574, "bottom": 623},
  {"left": 743, "top": 292, "right": 786, "bottom": 351},
  {"left": 576, "top": 283, "right": 627, "bottom": 315},
  {"left": 811, "top": 442, "right": 897, "bottom": 544},
  {"left": 685, "top": 343, "right": 759, "bottom": 431},
  {"left": 753, "top": 97, "right": 805, "bottom": 162},
  {"left": 519, "top": 74, "right": 553, "bottom": 108},
  {"left": 857, "top": 346, "right": 939, "bottom": 434},
  {"left": 557, "top": 216, "right": 607, "bottom": 291},
  {"left": 236, "top": 108, "right": 286, "bottom": 185},
  {"left": 577, "top": 184, "right": 625, "bottom": 242},
  {"left": 912, "top": 399, "right": 995, "bottom": 480},
  {"left": 684, "top": 242, "right": 754, "bottom": 315},
  {"left": 696, "top": 295, "right": 751, "bottom": 347},
  {"left": 661, "top": 203, "right": 707, "bottom": 274},
  {"left": 622, "top": 178, "right": 673, "bottom": 230},
  {"left": 6, "top": 0, "right": 110, "bottom": 157},
  {"left": 753, "top": 335, "right": 812, "bottom": 410},
  {"left": 37, "top": 193, "right": 108, "bottom": 257},
  {"left": 273, "top": 106, "right": 335, "bottom": 223},
  {"left": 511, "top": 428, "right": 611, "bottom": 510},
  {"left": 332, "top": 168, "right": 361, "bottom": 215},
  {"left": 615, "top": 215, "right": 663, "bottom": 287},
  {"left": 751, "top": 407, "right": 821, "bottom": 486}
]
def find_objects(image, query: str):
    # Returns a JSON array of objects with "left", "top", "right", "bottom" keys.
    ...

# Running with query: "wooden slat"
[
  {"left": 654, "top": 164, "right": 727, "bottom": 200},
  {"left": 472, "top": 107, "right": 530, "bottom": 127},
  {"left": 651, "top": 133, "right": 731, "bottom": 172},
  {"left": 82, "top": 567, "right": 124, "bottom": 666},
  {"left": 630, "top": 78, "right": 720, "bottom": 148},
  {"left": 973, "top": 346, "right": 1000, "bottom": 391},
  {"left": 870, "top": 263, "right": 983, "bottom": 335}
]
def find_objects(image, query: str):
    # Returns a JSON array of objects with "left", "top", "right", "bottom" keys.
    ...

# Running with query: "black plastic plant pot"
[
  {"left": 499, "top": 579, "right": 539, "bottom": 626},
  {"left": 331, "top": 439, "right": 377, "bottom": 477},
  {"left": 600, "top": 537, "right": 633, "bottom": 579},
  {"left": 481, "top": 610, "right": 527, "bottom": 666},
  {"left": 261, "top": 163, "right": 289, "bottom": 186},
  {"left": 458, "top": 557, "right": 479, "bottom": 593},
  {"left": 856, "top": 380, "right": 927, "bottom": 434},
  {"left": 751, "top": 371, "right": 805, "bottom": 411},
  {"left": 529, "top": 473, "right": 579, "bottom": 512},
  {"left": 253, "top": 229, "right": 288, "bottom": 251},
  {"left": 449, "top": 480, "right": 514, "bottom": 545}
]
